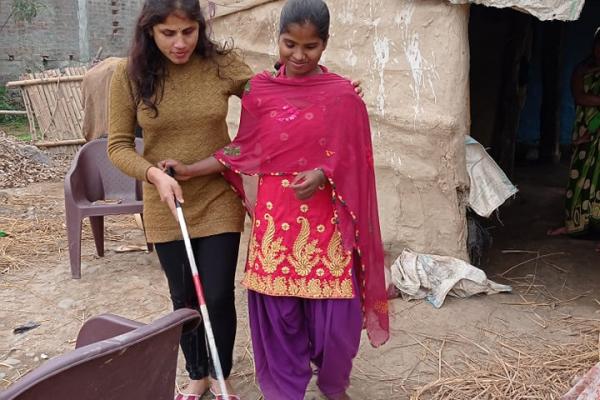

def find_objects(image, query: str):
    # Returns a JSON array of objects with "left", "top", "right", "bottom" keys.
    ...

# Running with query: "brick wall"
[
  {"left": 0, "top": 0, "right": 143, "bottom": 84},
  {"left": 86, "top": 0, "right": 143, "bottom": 61}
]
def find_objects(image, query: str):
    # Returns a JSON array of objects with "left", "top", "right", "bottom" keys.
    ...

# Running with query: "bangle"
[{"left": 314, "top": 168, "right": 326, "bottom": 183}]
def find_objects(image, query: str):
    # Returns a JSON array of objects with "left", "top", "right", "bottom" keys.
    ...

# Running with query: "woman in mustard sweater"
[
  {"left": 108, "top": 1, "right": 249, "bottom": 398},
  {"left": 108, "top": 1, "right": 360, "bottom": 399}
]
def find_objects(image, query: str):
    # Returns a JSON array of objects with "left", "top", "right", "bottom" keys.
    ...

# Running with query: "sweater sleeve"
[
  {"left": 223, "top": 52, "right": 254, "bottom": 98},
  {"left": 107, "top": 60, "right": 154, "bottom": 182}
]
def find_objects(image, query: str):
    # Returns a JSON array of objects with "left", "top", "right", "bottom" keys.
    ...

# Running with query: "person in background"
[{"left": 548, "top": 28, "right": 600, "bottom": 252}]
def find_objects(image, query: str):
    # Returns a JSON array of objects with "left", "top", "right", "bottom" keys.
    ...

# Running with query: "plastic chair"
[
  {"left": 64, "top": 137, "right": 151, "bottom": 279},
  {"left": 0, "top": 308, "right": 201, "bottom": 400}
]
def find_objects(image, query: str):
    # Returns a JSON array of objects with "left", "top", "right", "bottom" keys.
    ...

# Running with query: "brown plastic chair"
[
  {"left": 64, "top": 137, "right": 152, "bottom": 279},
  {"left": 0, "top": 308, "right": 201, "bottom": 400}
]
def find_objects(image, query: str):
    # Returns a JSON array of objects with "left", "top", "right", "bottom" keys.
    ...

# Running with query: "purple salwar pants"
[{"left": 248, "top": 287, "right": 362, "bottom": 400}]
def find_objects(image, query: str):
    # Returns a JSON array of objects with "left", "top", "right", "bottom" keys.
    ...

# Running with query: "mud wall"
[{"left": 210, "top": 0, "right": 471, "bottom": 260}]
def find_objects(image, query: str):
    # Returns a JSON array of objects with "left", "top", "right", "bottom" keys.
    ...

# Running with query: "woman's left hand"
[
  {"left": 157, "top": 159, "right": 193, "bottom": 181},
  {"left": 351, "top": 79, "right": 364, "bottom": 98},
  {"left": 290, "top": 169, "right": 326, "bottom": 200}
]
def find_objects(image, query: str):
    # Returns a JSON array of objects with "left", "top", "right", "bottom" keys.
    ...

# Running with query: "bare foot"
[
  {"left": 547, "top": 226, "right": 568, "bottom": 236},
  {"left": 595, "top": 243, "right": 600, "bottom": 253}
]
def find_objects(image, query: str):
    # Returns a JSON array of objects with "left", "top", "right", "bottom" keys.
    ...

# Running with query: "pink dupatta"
[{"left": 215, "top": 67, "right": 389, "bottom": 347}]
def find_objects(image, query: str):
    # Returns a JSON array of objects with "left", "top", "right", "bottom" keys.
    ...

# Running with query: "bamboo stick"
[
  {"left": 56, "top": 83, "right": 79, "bottom": 139},
  {"left": 0, "top": 110, "right": 27, "bottom": 115},
  {"left": 23, "top": 75, "right": 52, "bottom": 139},
  {"left": 34, "top": 139, "right": 85, "bottom": 147},
  {"left": 35, "top": 71, "right": 67, "bottom": 140},
  {"left": 64, "top": 69, "right": 84, "bottom": 124},
  {"left": 42, "top": 70, "right": 75, "bottom": 141},
  {"left": 61, "top": 74, "right": 84, "bottom": 136},
  {"left": 20, "top": 88, "right": 37, "bottom": 139},
  {"left": 6, "top": 75, "right": 84, "bottom": 88}
]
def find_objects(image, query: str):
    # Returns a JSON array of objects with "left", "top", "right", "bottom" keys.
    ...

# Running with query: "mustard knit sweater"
[{"left": 108, "top": 53, "right": 252, "bottom": 243}]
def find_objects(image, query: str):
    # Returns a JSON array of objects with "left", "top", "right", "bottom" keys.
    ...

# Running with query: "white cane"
[{"left": 167, "top": 168, "right": 230, "bottom": 399}]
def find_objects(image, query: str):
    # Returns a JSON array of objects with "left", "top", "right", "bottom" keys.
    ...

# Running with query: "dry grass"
[
  {"left": 409, "top": 316, "right": 599, "bottom": 399},
  {"left": 408, "top": 249, "right": 599, "bottom": 400},
  {"left": 0, "top": 192, "right": 136, "bottom": 274}
]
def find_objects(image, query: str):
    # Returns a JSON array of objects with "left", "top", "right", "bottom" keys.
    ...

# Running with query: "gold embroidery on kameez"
[
  {"left": 272, "top": 277, "right": 287, "bottom": 296},
  {"left": 247, "top": 224, "right": 258, "bottom": 268},
  {"left": 286, "top": 216, "right": 321, "bottom": 276},
  {"left": 322, "top": 230, "right": 352, "bottom": 277},
  {"left": 258, "top": 213, "right": 287, "bottom": 273},
  {"left": 243, "top": 269, "right": 354, "bottom": 299}
]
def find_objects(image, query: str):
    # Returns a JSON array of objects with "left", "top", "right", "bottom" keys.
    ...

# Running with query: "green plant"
[
  {"left": 0, "top": 88, "right": 29, "bottom": 140},
  {"left": 0, "top": 0, "right": 44, "bottom": 32},
  {"left": 0, "top": 119, "right": 31, "bottom": 141},
  {"left": 0, "top": 87, "right": 25, "bottom": 122},
  {"left": 12, "top": 0, "right": 40, "bottom": 22},
  {"left": 0, "top": 87, "right": 14, "bottom": 109}
]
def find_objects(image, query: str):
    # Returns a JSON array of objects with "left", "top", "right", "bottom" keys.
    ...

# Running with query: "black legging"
[{"left": 155, "top": 232, "right": 241, "bottom": 380}]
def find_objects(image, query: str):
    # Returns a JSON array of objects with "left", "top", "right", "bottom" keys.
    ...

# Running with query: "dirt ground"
[{"left": 1, "top": 160, "right": 599, "bottom": 399}]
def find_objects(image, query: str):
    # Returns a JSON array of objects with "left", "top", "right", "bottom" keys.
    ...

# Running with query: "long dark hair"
[
  {"left": 279, "top": 0, "right": 330, "bottom": 42},
  {"left": 274, "top": 0, "right": 330, "bottom": 71},
  {"left": 128, "top": 0, "right": 226, "bottom": 116}
]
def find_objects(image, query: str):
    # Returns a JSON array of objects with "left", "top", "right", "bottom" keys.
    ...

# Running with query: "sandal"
[
  {"left": 174, "top": 388, "right": 210, "bottom": 400},
  {"left": 174, "top": 394, "right": 202, "bottom": 400},
  {"left": 210, "top": 388, "right": 240, "bottom": 400}
]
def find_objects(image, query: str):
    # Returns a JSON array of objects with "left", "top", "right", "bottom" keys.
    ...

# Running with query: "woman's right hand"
[
  {"left": 146, "top": 166, "right": 184, "bottom": 218},
  {"left": 157, "top": 159, "right": 193, "bottom": 181}
]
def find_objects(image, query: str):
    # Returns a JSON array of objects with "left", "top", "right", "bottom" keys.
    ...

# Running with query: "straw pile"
[{"left": 0, "top": 130, "right": 71, "bottom": 189}]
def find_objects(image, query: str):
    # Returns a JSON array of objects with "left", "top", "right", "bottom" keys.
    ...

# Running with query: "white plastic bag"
[
  {"left": 465, "top": 136, "right": 518, "bottom": 218},
  {"left": 391, "top": 249, "right": 511, "bottom": 308}
]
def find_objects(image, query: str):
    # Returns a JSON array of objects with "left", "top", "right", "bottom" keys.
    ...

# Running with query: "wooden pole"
[
  {"left": 6, "top": 75, "right": 84, "bottom": 88},
  {"left": 20, "top": 87, "right": 37, "bottom": 139},
  {"left": 35, "top": 139, "right": 86, "bottom": 147},
  {"left": 0, "top": 110, "right": 27, "bottom": 115}
]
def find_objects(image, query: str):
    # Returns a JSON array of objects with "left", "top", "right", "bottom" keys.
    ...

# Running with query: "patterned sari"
[{"left": 565, "top": 69, "right": 600, "bottom": 234}]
